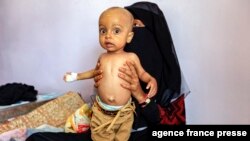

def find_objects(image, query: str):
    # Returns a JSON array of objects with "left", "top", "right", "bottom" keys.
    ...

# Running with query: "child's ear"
[{"left": 126, "top": 32, "right": 134, "bottom": 43}]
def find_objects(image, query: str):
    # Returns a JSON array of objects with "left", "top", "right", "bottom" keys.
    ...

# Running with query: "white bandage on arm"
[{"left": 65, "top": 72, "right": 78, "bottom": 82}]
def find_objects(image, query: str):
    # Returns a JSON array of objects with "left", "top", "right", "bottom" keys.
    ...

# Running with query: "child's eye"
[
  {"left": 99, "top": 28, "right": 106, "bottom": 34},
  {"left": 113, "top": 28, "right": 121, "bottom": 34}
]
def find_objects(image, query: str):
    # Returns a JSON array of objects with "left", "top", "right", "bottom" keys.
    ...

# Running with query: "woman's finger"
[
  {"left": 94, "top": 81, "right": 100, "bottom": 88},
  {"left": 126, "top": 61, "right": 137, "bottom": 78},
  {"left": 95, "top": 62, "right": 101, "bottom": 70},
  {"left": 120, "top": 83, "right": 131, "bottom": 90},
  {"left": 118, "top": 72, "right": 131, "bottom": 84},
  {"left": 94, "top": 74, "right": 103, "bottom": 83},
  {"left": 93, "top": 62, "right": 103, "bottom": 85},
  {"left": 119, "top": 65, "right": 132, "bottom": 77},
  {"left": 93, "top": 69, "right": 102, "bottom": 77}
]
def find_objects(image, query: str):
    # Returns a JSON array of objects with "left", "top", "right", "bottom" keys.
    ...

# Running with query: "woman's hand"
[
  {"left": 93, "top": 62, "right": 103, "bottom": 88},
  {"left": 118, "top": 61, "right": 147, "bottom": 104}
]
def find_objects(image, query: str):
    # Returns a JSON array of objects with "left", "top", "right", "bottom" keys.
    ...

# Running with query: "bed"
[{"left": 0, "top": 91, "right": 85, "bottom": 134}]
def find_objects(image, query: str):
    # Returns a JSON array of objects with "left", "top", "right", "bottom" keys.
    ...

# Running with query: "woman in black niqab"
[
  {"left": 125, "top": 2, "right": 190, "bottom": 125},
  {"left": 126, "top": 2, "right": 185, "bottom": 106}
]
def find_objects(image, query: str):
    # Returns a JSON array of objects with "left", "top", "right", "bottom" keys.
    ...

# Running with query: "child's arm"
[
  {"left": 129, "top": 53, "right": 158, "bottom": 98},
  {"left": 139, "top": 71, "right": 157, "bottom": 98},
  {"left": 63, "top": 55, "right": 102, "bottom": 82},
  {"left": 63, "top": 69, "right": 95, "bottom": 82},
  {"left": 77, "top": 69, "right": 95, "bottom": 80}
]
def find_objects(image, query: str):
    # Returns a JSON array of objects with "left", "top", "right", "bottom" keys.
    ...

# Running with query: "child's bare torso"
[{"left": 97, "top": 53, "right": 131, "bottom": 106}]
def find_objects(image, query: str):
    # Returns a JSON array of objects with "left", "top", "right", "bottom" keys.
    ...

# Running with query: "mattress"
[
  {"left": 0, "top": 93, "right": 62, "bottom": 123},
  {"left": 0, "top": 91, "right": 85, "bottom": 134}
]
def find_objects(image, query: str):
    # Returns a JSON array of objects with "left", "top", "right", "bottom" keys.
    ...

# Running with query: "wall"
[{"left": 0, "top": 0, "right": 249, "bottom": 124}]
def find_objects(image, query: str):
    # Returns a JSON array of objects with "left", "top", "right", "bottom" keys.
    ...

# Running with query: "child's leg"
[{"left": 114, "top": 110, "right": 134, "bottom": 141}]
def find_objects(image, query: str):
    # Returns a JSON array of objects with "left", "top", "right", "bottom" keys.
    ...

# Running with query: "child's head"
[{"left": 98, "top": 7, "right": 134, "bottom": 53}]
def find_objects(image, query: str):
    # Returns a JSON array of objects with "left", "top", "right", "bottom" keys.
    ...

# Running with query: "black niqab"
[{"left": 125, "top": 2, "right": 181, "bottom": 107}]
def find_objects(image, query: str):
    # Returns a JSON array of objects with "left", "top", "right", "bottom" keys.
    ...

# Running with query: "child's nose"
[{"left": 105, "top": 31, "right": 112, "bottom": 39}]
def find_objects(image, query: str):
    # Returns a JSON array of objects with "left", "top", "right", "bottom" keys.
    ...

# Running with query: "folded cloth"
[
  {"left": 0, "top": 83, "right": 38, "bottom": 106},
  {"left": 0, "top": 128, "right": 27, "bottom": 141},
  {"left": 64, "top": 103, "right": 92, "bottom": 133}
]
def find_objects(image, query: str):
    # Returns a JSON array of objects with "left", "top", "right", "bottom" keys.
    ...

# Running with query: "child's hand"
[
  {"left": 146, "top": 78, "right": 157, "bottom": 98},
  {"left": 63, "top": 72, "right": 78, "bottom": 82}
]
